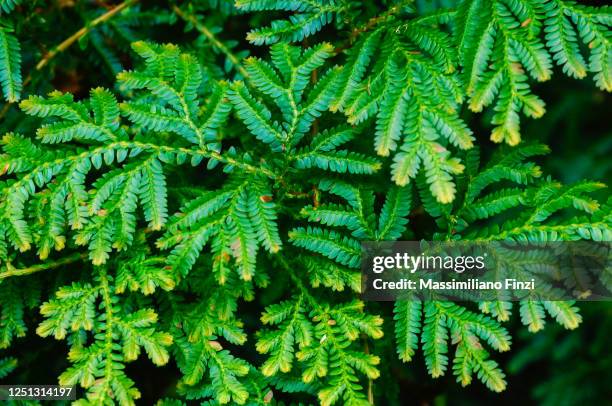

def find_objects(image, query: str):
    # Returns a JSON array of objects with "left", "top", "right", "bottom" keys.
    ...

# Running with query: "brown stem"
[
  {"left": 35, "top": 0, "right": 138, "bottom": 72},
  {"left": 0, "top": 0, "right": 138, "bottom": 121}
]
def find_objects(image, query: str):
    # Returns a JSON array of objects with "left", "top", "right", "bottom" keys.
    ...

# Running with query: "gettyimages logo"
[{"left": 372, "top": 252, "right": 487, "bottom": 274}]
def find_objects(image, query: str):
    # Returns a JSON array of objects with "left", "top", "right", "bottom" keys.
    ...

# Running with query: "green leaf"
[{"left": 0, "top": 21, "right": 21, "bottom": 102}]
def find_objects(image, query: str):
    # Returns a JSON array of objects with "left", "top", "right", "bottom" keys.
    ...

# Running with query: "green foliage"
[
  {"left": 0, "top": 356, "right": 17, "bottom": 378},
  {"left": 237, "top": 0, "right": 352, "bottom": 45},
  {"left": 0, "top": 1, "right": 610, "bottom": 405},
  {"left": 440, "top": 144, "right": 609, "bottom": 242},
  {"left": 257, "top": 293, "right": 383, "bottom": 405},
  {"left": 36, "top": 268, "right": 172, "bottom": 403},
  {"left": 457, "top": 0, "right": 611, "bottom": 145},
  {"left": 330, "top": 20, "right": 472, "bottom": 203},
  {"left": 0, "top": 20, "right": 21, "bottom": 102},
  {"left": 0, "top": 277, "right": 40, "bottom": 348},
  {"left": 158, "top": 174, "right": 280, "bottom": 281},
  {"left": 0, "top": 0, "right": 22, "bottom": 15}
]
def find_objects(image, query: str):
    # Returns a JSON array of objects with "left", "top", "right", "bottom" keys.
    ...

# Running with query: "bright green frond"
[{"left": 0, "top": 21, "right": 21, "bottom": 102}]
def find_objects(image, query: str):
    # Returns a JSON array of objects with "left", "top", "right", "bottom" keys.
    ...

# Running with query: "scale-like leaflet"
[
  {"left": 237, "top": 0, "right": 351, "bottom": 45},
  {"left": 0, "top": 21, "right": 21, "bottom": 102},
  {"left": 36, "top": 269, "right": 172, "bottom": 404},
  {"left": 330, "top": 18, "right": 472, "bottom": 203},
  {"left": 0, "top": 43, "right": 234, "bottom": 265},
  {"left": 457, "top": 0, "right": 611, "bottom": 145}
]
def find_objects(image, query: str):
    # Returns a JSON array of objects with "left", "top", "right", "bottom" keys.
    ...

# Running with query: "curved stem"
[
  {"left": 35, "top": 0, "right": 138, "bottom": 72},
  {"left": 336, "top": 0, "right": 415, "bottom": 53},
  {"left": 5, "top": 140, "right": 277, "bottom": 197},
  {"left": 171, "top": 4, "right": 250, "bottom": 79},
  {"left": 0, "top": 253, "right": 86, "bottom": 280},
  {"left": 0, "top": 0, "right": 138, "bottom": 121}
]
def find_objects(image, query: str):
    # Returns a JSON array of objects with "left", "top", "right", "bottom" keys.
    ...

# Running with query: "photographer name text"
[{"left": 371, "top": 278, "right": 536, "bottom": 291}]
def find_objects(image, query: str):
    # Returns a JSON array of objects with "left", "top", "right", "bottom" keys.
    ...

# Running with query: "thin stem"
[
  {"left": 6, "top": 140, "right": 278, "bottom": 196},
  {"left": 0, "top": 103, "right": 10, "bottom": 120},
  {"left": 0, "top": 253, "right": 87, "bottom": 280},
  {"left": 98, "top": 267, "right": 117, "bottom": 403},
  {"left": 363, "top": 337, "right": 375, "bottom": 404},
  {"left": 35, "top": 0, "right": 138, "bottom": 72},
  {"left": 0, "top": 0, "right": 138, "bottom": 121},
  {"left": 123, "top": 141, "right": 279, "bottom": 180},
  {"left": 171, "top": 4, "right": 250, "bottom": 79},
  {"left": 335, "top": 0, "right": 415, "bottom": 53},
  {"left": 276, "top": 255, "right": 321, "bottom": 311}
]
